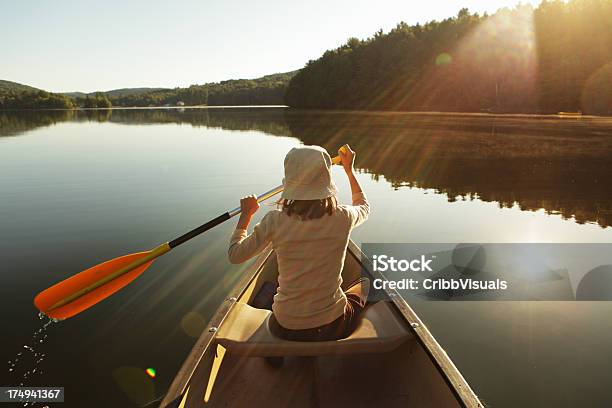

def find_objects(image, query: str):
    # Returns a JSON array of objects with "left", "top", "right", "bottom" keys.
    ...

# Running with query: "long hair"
[{"left": 280, "top": 196, "right": 338, "bottom": 220}]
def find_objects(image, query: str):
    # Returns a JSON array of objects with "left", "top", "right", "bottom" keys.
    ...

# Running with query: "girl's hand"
[
  {"left": 339, "top": 144, "right": 356, "bottom": 173},
  {"left": 240, "top": 195, "right": 260, "bottom": 216}
]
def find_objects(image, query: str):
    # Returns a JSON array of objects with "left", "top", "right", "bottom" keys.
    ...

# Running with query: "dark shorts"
[{"left": 269, "top": 278, "right": 369, "bottom": 342}]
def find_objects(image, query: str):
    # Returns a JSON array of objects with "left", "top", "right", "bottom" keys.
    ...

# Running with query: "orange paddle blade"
[{"left": 34, "top": 243, "right": 170, "bottom": 320}]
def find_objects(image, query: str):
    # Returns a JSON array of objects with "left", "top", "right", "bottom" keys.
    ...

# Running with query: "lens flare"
[
  {"left": 145, "top": 368, "right": 156, "bottom": 378},
  {"left": 180, "top": 311, "right": 206, "bottom": 338},
  {"left": 391, "top": 5, "right": 538, "bottom": 113},
  {"left": 112, "top": 366, "right": 155, "bottom": 405},
  {"left": 435, "top": 53, "right": 453, "bottom": 66}
]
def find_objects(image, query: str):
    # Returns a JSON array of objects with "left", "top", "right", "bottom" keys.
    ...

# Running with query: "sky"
[{"left": 1, "top": 0, "right": 539, "bottom": 93}]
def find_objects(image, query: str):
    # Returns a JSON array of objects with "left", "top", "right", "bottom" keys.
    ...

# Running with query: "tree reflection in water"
[{"left": 2, "top": 108, "right": 611, "bottom": 228}]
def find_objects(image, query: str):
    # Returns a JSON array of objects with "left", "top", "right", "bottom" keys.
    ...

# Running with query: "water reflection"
[
  {"left": 283, "top": 111, "right": 612, "bottom": 229},
  {"left": 1, "top": 107, "right": 611, "bottom": 408},
  {"left": 0, "top": 110, "right": 75, "bottom": 137},
  {"left": 2, "top": 108, "right": 611, "bottom": 228}
]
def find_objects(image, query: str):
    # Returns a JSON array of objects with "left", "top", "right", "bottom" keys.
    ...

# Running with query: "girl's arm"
[
  {"left": 228, "top": 195, "right": 272, "bottom": 264},
  {"left": 339, "top": 145, "right": 370, "bottom": 227},
  {"left": 339, "top": 145, "right": 363, "bottom": 195},
  {"left": 236, "top": 195, "right": 259, "bottom": 230}
]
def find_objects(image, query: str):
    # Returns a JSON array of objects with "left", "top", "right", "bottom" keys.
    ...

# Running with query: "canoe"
[{"left": 160, "top": 240, "right": 483, "bottom": 408}]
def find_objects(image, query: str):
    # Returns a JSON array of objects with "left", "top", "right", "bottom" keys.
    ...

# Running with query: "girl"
[{"left": 228, "top": 144, "right": 370, "bottom": 342}]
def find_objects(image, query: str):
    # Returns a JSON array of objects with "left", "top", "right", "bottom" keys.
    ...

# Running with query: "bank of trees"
[
  {"left": 110, "top": 85, "right": 208, "bottom": 107},
  {"left": 207, "top": 72, "right": 295, "bottom": 105},
  {"left": 0, "top": 72, "right": 295, "bottom": 110},
  {"left": 285, "top": 0, "right": 612, "bottom": 115},
  {"left": 0, "top": 90, "right": 113, "bottom": 110},
  {"left": 108, "top": 72, "right": 295, "bottom": 107},
  {"left": 79, "top": 93, "right": 112, "bottom": 108},
  {"left": 534, "top": 0, "right": 612, "bottom": 114},
  {"left": 0, "top": 90, "right": 75, "bottom": 109},
  {"left": 110, "top": 89, "right": 179, "bottom": 107}
]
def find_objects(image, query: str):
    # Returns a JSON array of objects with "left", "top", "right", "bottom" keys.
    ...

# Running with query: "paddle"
[{"left": 34, "top": 150, "right": 345, "bottom": 320}]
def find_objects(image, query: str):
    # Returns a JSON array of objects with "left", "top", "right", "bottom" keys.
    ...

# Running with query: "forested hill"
[
  {"left": 109, "top": 71, "right": 297, "bottom": 106},
  {"left": 63, "top": 88, "right": 167, "bottom": 99},
  {"left": 207, "top": 71, "right": 297, "bottom": 105},
  {"left": 1, "top": 71, "right": 297, "bottom": 109},
  {"left": 0, "top": 80, "right": 75, "bottom": 110},
  {"left": 0, "top": 80, "right": 41, "bottom": 94},
  {"left": 286, "top": 1, "right": 612, "bottom": 115},
  {"left": 61, "top": 71, "right": 295, "bottom": 107}
]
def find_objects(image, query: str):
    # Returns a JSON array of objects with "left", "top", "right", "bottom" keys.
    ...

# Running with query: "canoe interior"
[{"left": 162, "top": 243, "right": 481, "bottom": 408}]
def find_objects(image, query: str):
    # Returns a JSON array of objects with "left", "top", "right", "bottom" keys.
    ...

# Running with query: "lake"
[{"left": 1, "top": 108, "right": 612, "bottom": 407}]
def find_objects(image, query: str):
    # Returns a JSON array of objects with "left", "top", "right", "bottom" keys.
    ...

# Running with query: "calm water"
[{"left": 1, "top": 108, "right": 611, "bottom": 407}]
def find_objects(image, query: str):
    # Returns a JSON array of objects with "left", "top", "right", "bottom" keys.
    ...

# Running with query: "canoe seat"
[{"left": 215, "top": 301, "right": 413, "bottom": 357}]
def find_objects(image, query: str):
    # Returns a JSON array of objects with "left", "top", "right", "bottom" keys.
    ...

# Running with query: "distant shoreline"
[
  {"left": 0, "top": 105, "right": 287, "bottom": 111},
  {"left": 1, "top": 106, "right": 611, "bottom": 120}
]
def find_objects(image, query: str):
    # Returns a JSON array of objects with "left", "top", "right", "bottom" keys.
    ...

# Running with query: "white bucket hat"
[{"left": 281, "top": 145, "right": 338, "bottom": 200}]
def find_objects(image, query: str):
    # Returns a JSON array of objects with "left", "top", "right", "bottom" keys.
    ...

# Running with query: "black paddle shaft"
[
  {"left": 167, "top": 184, "right": 284, "bottom": 249},
  {"left": 168, "top": 212, "right": 231, "bottom": 248}
]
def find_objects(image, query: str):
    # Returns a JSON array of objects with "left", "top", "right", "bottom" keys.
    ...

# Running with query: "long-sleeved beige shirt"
[{"left": 228, "top": 192, "right": 370, "bottom": 329}]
